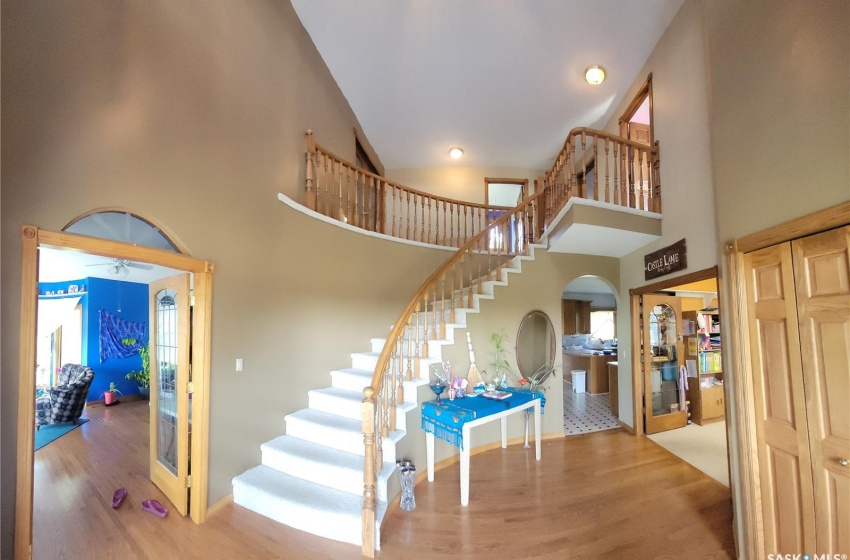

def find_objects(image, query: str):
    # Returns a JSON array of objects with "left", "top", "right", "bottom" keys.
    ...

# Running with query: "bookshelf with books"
[{"left": 683, "top": 309, "right": 725, "bottom": 425}]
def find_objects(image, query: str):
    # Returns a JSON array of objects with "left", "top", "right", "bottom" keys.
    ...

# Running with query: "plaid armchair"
[{"left": 35, "top": 364, "right": 95, "bottom": 428}]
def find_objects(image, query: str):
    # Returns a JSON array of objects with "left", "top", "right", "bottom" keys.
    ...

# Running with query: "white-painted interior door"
[{"left": 149, "top": 273, "right": 191, "bottom": 516}]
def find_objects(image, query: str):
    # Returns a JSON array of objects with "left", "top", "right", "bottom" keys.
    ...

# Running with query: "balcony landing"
[{"left": 544, "top": 198, "right": 662, "bottom": 257}]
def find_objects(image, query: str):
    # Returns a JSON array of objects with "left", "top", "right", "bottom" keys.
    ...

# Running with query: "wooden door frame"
[
  {"left": 15, "top": 225, "right": 215, "bottom": 560},
  {"left": 723, "top": 201, "right": 850, "bottom": 560},
  {"left": 628, "top": 265, "right": 719, "bottom": 436},
  {"left": 484, "top": 177, "right": 529, "bottom": 208},
  {"left": 618, "top": 73, "right": 654, "bottom": 144}
]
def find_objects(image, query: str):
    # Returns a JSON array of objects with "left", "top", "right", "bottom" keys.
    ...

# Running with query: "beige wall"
[
  {"left": 604, "top": 0, "right": 718, "bottom": 426},
  {"left": 701, "top": 2, "right": 849, "bottom": 557},
  {"left": 386, "top": 166, "right": 545, "bottom": 205},
  {"left": 1, "top": 1, "right": 419, "bottom": 555},
  {"left": 400, "top": 249, "right": 619, "bottom": 470},
  {"left": 703, "top": 0, "right": 850, "bottom": 242}
]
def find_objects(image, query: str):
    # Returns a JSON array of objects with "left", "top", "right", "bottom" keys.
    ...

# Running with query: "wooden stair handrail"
[
  {"left": 360, "top": 191, "right": 543, "bottom": 557},
  {"left": 366, "top": 191, "right": 542, "bottom": 392}
]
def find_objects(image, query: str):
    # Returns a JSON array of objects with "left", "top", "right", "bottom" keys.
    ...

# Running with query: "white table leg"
[
  {"left": 426, "top": 432, "right": 435, "bottom": 482},
  {"left": 461, "top": 426, "right": 470, "bottom": 506},
  {"left": 534, "top": 401, "right": 542, "bottom": 461},
  {"left": 500, "top": 416, "right": 508, "bottom": 448}
]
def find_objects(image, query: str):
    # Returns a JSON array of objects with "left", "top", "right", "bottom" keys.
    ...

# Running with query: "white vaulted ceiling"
[{"left": 292, "top": 1, "right": 684, "bottom": 170}]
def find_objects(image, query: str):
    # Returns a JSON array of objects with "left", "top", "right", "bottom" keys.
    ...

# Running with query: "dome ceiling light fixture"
[
  {"left": 584, "top": 65, "right": 606, "bottom": 85},
  {"left": 449, "top": 147, "right": 464, "bottom": 160}
]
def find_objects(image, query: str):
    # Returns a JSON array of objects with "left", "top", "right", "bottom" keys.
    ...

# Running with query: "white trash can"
[{"left": 570, "top": 370, "right": 586, "bottom": 393}]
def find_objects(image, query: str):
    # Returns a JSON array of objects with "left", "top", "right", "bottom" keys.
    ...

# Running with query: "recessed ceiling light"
[
  {"left": 584, "top": 65, "right": 606, "bottom": 85},
  {"left": 449, "top": 147, "right": 464, "bottom": 160}
]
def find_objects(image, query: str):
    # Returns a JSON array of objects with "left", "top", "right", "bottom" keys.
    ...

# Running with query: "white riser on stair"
[
  {"left": 233, "top": 465, "right": 387, "bottom": 549},
  {"left": 284, "top": 408, "right": 403, "bottom": 464},
  {"left": 308, "top": 387, "right": 417, "bottom": 431},
  {"left": 232, "top": 238, "right": 544, "bottom": 551},
  {"left": 351, "top": 351, "right": 442, "bottom": 374},
  {"left": 330, "top": 367, "right": 429, "bottom": 402},
  {"left": 261, "top": 435, "right": 396, "bottom": 501}
]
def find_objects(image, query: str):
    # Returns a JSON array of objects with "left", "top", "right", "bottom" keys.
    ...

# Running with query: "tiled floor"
[{"left": 563, "top": 379, "right": 620, "bottom": 435}]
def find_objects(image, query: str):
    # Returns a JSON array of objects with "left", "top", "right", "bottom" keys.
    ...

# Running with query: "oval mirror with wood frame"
[{"left": 516, "top": 310, "right": 556, "bottom": 381}]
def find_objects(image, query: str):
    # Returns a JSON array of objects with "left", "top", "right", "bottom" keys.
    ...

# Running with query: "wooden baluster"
[
  {"left": 639, "top": 150, "right": 646, "bottom": 211},
  {"left": 604, "top": 139, "right": 610, "bottom": 203},
  {"left": 422, "top": 289, "right": 431, "bottom": 352},
  {"left": 439, "top": 273, "right": 447, "bottom": 339},
  {"left": 391, "top": 187, "right": 397, "bottom": 237},
  {"left": 651, "top": 142, "right": 661, "bottom": 213},
  {"left": 403, "top": 191, "right": 409, "bottom": 240},
  {"left": 570, "top": 140, "right": 578, "bottom": 200},
  {"left": 435, "top": 199, "right": 441, "bottom": 245},
  {"left": 361, "top": 387, "right": 376, "bottom": 557},
  {"left": 449, "top": 263, "right": 456, "bottom": 324},
  {"left": 581, "top": 131, "right": 587, "bottom": 199},
  {"left": 344, "top": 167, "right": 352, "bottom": 225},
  {"left": 414, "top": 302, "right": 421, "bottom": 380},
  {"left": 613, "top": 143, "right": 620, "bottom": 206},
  {"left": 466, "top": 250, "right": 473, "bottom": 308},
  {"left": 380, "top": 180, "right": 387, "bottom": 234},
  {"left": 593, "top": 136, "right": 599, "bottom": 201},
  {"left": 463, "top": 205, "right": 469, "bottom": 245},
  {"left": 629, "top": 149, "right": 636, "bottom": 209},
  {"left": 337, "top": 161, "right": 343, "bottom": 222},
  {"left": 456, "top": 204, "right": 461, "bottom": 247},
  {"left": 449, "top": 203, "right": 454, "bottom": 247},
  {"left": 621, "top": 144, "right": 628, "bottom": 207},
  {"left": 321, "top": 152, "right": 329, "bottom": 216},
  {"left": 425, "top": 197, "right": 431, "bottom": 244},
  {"left": 413, "top": 194, "right": 419, "bottom": 242},
  {"left": 432, "top": 283, "right": 438, "bottom": 340},
  {"left": 306, "top": 138, "right": 316, "bottom": 211}
]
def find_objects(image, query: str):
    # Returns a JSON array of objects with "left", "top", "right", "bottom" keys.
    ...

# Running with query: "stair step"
[
  {"left": 285, "top": 408, "right": 403, "bottom": 463},
  {"left": 351, "top": 351, "right": 441, "bottom": 373},
  {"left": 233, "top": 465, "right": 387, "bottom": 548},
  {"left": 331, "top": 367, "right": 429, "bottom": 400},
  {"left": 261, "top": 435, "right": 396, "bottom": 501}
]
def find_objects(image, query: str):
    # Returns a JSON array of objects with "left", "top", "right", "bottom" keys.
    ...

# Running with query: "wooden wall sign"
[{"left": 645, "top": 239, "right": 687, "bottom": 280}]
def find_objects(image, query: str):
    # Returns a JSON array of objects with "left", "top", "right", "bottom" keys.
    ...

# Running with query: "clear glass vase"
[{"left": 399, "top": 464, "right": 416, "bottom": 511}]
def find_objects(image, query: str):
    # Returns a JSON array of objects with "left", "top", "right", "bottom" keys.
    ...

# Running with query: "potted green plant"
[
  {"left": 125, "top": 342, "right": 150, "bottom": 399},
  {"left": 488, "top": 331, "right": 514, "bottom": 389},
  {"left": 103, "top": 382, "right": 122, "bottom": 406}
]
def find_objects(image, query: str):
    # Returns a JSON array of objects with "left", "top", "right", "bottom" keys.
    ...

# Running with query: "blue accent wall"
[{"left": 85, "top": 278, "right": 149, "bottom": 401}]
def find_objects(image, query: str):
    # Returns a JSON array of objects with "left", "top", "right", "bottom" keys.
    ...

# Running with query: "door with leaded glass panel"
[{"left": 149, "top": 273, "right": 191, "bottom": 515}]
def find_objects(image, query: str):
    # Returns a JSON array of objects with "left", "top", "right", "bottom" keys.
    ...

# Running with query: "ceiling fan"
[{"left": 86, "top": 258, "right": 153, "bottom": 278}]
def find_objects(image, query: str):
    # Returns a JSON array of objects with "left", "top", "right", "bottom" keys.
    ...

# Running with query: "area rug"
[{"left": 35, "top": 418, "right": 89, "bottom": 451}]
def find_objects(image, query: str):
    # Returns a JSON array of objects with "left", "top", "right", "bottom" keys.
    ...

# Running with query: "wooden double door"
[{"left": 744, "top": 225, "right": 849, "bottom": 553}]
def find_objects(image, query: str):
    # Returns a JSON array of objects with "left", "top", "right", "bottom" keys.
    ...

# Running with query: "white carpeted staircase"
[{"left": 232, "top": 245, "right": 544, "bottom": 550}]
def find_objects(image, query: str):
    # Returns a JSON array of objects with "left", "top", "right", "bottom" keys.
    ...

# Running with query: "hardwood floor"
[{"left": 33, "top": 401, "right": 735, "bottom": 559}]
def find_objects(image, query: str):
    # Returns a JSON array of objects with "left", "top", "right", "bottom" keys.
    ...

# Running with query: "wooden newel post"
[
  {"left": 305, "top": 130, "right": 316, "bottom": 211},
  {"left": 535, "top": 177, "right": 546, "bottom": 240},
  {"left": 652, "top": 141, "right": 662, "bottom": 214},
  {"left": 361, "top": 387, "right": 377, "bottom": 557}
]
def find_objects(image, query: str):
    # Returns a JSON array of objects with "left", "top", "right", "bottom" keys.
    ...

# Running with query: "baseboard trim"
[
  {"left": 86, "top": 394, "right": 147, "bottom": 407},
  {"left": 207, "top": 493, "right": 233, "bottom": 518},
  {"left": 617, "top": 419, "right": 635, "bottom": 435}
]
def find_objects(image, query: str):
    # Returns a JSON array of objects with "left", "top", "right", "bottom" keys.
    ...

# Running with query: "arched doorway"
[
  {"left": 14, "top": 211, "right": 214, "bottom": 560},
  {"left": 561, "top": 275, "right": 620, "bottom": 435}
]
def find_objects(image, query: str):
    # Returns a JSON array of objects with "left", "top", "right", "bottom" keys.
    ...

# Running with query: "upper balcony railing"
[
  {"left": 542, "top": 127, "right": 661, "bottom": 227},
  {"left": 301, "top": 126, "right": 661, "bottom": 557},
  {"left": 305, "top": 131, "right": 515, "bottom": 249}
]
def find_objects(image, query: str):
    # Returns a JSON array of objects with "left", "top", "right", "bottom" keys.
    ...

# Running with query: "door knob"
[{"left": 840, "top": 458, "right": 849, "bottom": 467}]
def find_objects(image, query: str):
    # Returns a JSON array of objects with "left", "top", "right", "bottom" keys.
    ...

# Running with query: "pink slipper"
[
  {"left": 141, "top": 499, "right": 168, "bottom": 518},
  {"left": 112, "top": 488, "right": 127, "bottom": 509}
]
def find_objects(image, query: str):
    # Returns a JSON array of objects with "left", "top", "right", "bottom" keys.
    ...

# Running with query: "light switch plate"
[{"left": 236, "top": 358, "right": 243, "bottom": 372}]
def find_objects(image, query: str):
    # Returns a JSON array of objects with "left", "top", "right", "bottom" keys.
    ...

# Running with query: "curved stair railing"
[
  {"left": 542, "top": 127, "right": 661, "bottom": 226},
  {"left": 360, "top": 192, "right": 544, "bottom": 556},
  {"left": 306, "top": 131, "right": 515, "bottom": 248}
]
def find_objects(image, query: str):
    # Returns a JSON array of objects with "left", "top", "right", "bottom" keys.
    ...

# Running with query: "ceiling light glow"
[
  {"left": 584, "top": 65, "right": 606, "bottom": 85},
  {"left": 449, "top": 147, "right": 464, "bottom": 160}
]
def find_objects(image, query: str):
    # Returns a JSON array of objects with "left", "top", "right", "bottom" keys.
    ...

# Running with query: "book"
[{"left": 481, "top": 390, "right": 512, "bottom": 400}]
